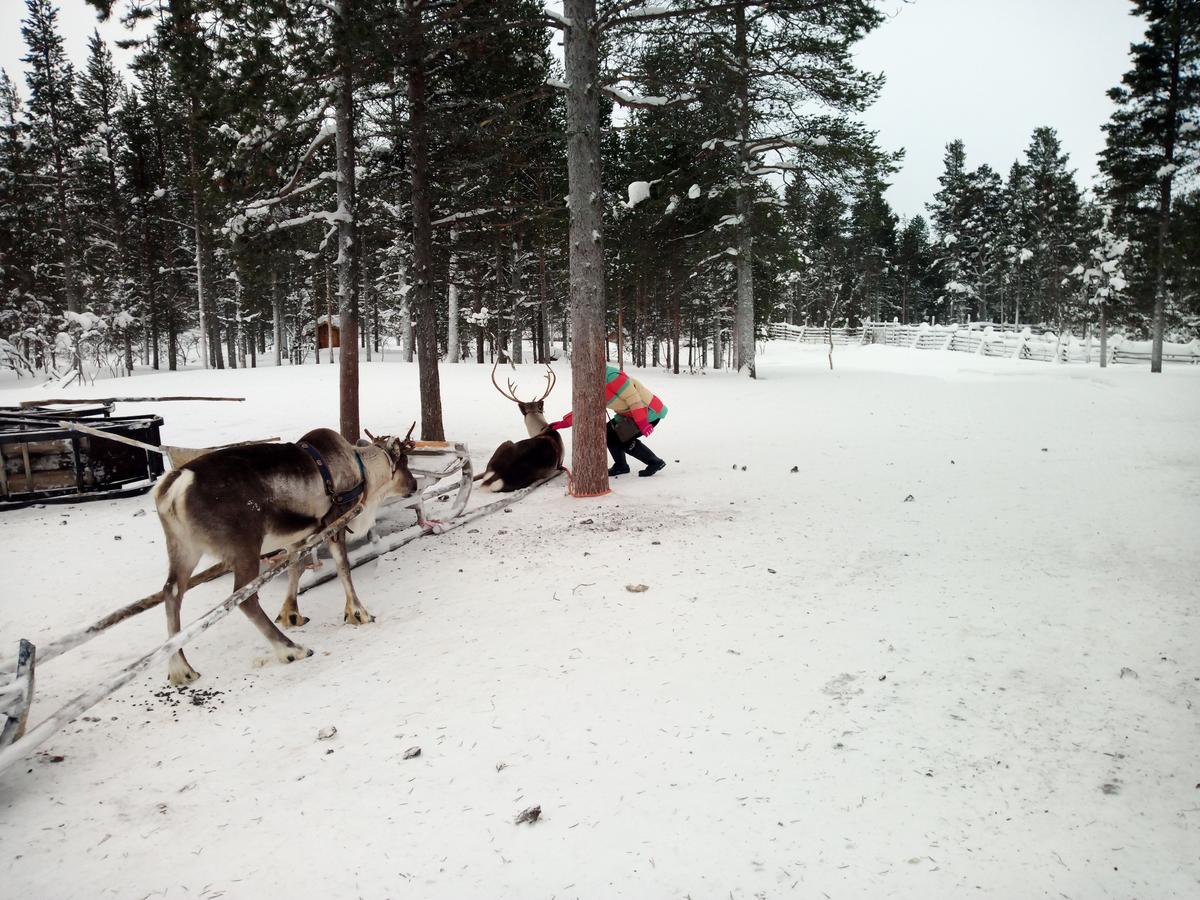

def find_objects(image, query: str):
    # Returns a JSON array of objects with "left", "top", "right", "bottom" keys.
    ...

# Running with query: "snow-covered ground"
[{"left": 1, "top": 344, "right": 1197, "bottom": 899}]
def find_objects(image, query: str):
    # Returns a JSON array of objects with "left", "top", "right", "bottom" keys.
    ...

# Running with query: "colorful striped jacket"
[{"left": 552, "top": 365, "right": 667, "bottom": 434}]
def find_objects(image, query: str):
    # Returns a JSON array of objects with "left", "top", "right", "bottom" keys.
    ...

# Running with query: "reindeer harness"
[{"left": 298, "top": 440, "right": 368, "bottom": 520}]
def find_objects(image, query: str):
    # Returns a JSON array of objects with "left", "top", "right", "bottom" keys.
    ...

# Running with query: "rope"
[{"left": 562, "top": 465, "right": 612, "bottom": 499}]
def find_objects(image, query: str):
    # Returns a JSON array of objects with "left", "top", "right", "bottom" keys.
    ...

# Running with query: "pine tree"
[
  {"left": 22, "top": 0, "right": 81, "bottom": 317},
  {"left": 78, "top": 31, "right": 134, "bottom": 371},
  {"left": 848, "top": 170, "right": 899, "bottom": 322},
  {"left": 1017, "top": 127, "right": 1084, "bottom": 328},
  {"left": 895, "top": 215, "right": 934, "bottom": 324},
  {"left": 1078, "top": 205, "right": 1131, "bottom": 366},
  {"left": 1100, "top": 0, "right": 1200, "bottom": 371}
]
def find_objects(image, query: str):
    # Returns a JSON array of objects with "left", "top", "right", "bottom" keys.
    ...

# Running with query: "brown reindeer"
[
  {"left": 478, "top": 362, "right": 564, "bottom": 492},
  {"left": 153, "top": 427, "right": 417, "bottom": 685}
]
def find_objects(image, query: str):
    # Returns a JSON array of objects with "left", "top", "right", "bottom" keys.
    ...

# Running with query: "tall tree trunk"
[
  {"left": 538, "top": 235, "right": 550, "bottom": 364},
  {"left": 361, "top": 238, "right": 372, "bottom": 362},
  {"left": 226, "top": 294, "right": 238, "bottom": 369},
  {"left": 447, "top": 230, "right": 459, "bottom": 362},
  {"left": 733, "top": 2, "right": 756, "bottom": 378},
  {"left": 325, "top": 266, "right": 334, "bottom": 364},
  {"left": 1099, "top": 301, "right": 1108, "bottom": 369},
  {"left": 406, "top": 0, "right": 444, "bottom": 439},
  {"left": 616, "top": 281, "right": 624, "bottom": 371},
  {"left": 1150, "top": 0, "right": 1183, "bottom": 374},
  {"left": 394, "top": 243, "right": 414, "bottom": 362},
  {"left": 563, "top": 0, "right": 608, "bottom": 496},
  {"left": 671, "top": 268, "right": 681, "bottom": 375},
  {"left": 272, "top": 266, "right": 283, "bottom": 366},
  {"left": 1152, "top": 168, "right": 1175, "bottom": 376},
  {"left": 185, "top": 96, "right": 214, "bottom": 370},
  {"left": 510, "top": 236, "right": 523, "bottom": 363},
  {"left": 494, "top": 233, "right": 507, "bottom": 357},
  {"left": 474, "top": 290, "right": 485, "bottom": 363},
  {"left": 334, "top": 0, "right": 361, "bottom": 438}
]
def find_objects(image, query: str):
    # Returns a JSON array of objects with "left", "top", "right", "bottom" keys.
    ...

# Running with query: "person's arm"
[
  {"left": 549, "top": 411, "right": 573, "bottom": 430},
  {"left": 624, "top": 403, "right": 653, "bottom": 436}
]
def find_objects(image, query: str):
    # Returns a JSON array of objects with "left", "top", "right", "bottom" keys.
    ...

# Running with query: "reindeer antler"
[
  {"left": 491, "top": 358, "right": 523, "bottom": 403},
  {"left": 535, "top": 364, "right": 556, "bottom": 402}
]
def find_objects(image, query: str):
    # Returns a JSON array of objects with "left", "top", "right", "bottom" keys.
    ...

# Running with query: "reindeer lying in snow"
[
  {"left": 477, "top": 362, "right": 564, "bottom": 492},
  {"left": 154, "top": 427, "right": 417, "bottom": 685}
]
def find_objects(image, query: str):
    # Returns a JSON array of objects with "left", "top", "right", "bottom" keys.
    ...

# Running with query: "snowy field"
[{"left": 1, "top": 343, "right": 1198, "bottom": 899}]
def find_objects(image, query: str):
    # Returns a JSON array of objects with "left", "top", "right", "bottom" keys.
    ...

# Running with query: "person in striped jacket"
[{"left": 549, "top": 365, "right": 668, "bottom": 477}]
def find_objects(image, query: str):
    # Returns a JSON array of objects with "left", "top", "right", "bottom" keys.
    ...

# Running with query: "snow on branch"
[
  {"left": 431, "top": 208, "right": 498, "bottom": 227},
  {"left": 543, "top": 5, "right": 572, "bottom": 28},
  {"left": 602, "top": 85, "right": 696, "bottom": 109},
  {"left": 266, "top": 206, "right": 350, "bottom": 235},
  {"left": 267, "top": 118, "right": 336, "bottom": 204}
]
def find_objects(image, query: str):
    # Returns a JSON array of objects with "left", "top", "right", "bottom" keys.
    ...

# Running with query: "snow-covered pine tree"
[
  {"left": 0, "top": 70, "right": 56, "bottom": 374},
  {"left": 928, "top": 140, "right": 977, "bottom": 323},
  {"left": 1100, "top": 0, "right": 1200, "bottom": 371},
  {"left": 21, "top": 0, "right": 81, "bottom": 320},
  {"left": 1078, "top": 205, "right": 1131, "bottom": 366},
  {"left": 848, "top": 170, "right": 899, "bottom": 323},
  {"left": 895, "top": 216, "right": 935, "bottom": 324},
  {"left": 1016, "top": 127, "right": 1085, "bottom": 328},
  {"left": 77, "top": 31, "right": 135, "bottom": 373}
]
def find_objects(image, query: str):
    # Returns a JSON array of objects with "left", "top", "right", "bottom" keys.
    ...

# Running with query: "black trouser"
[{"left": 606, "top": 418, "right": 663, "bottom": 468}]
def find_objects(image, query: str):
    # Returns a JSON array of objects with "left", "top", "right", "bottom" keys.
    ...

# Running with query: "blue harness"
[{"left": 298, "top": 440, "right": 367, "bottom": 519}]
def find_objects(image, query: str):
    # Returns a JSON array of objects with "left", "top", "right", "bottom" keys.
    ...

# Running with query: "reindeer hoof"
[
  {"left": 262, "top": 644, "right": 314, "bottom": 667},
  {"left": 345, "top": 608, "right": 376, "bottom": 625},
  {"left": 168, "top": 660, "right": 201, "bottom": 685},
  {"left": 275, "top": 611, "right": 310, "bottom": 628}
]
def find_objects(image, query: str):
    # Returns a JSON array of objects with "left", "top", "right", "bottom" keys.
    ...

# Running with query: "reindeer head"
[
  {"left": 364, "top": 423, "right": 418, "bottom": 498},
  {"left": 492, "top": 361, "right": 556, "bottom": 419}
]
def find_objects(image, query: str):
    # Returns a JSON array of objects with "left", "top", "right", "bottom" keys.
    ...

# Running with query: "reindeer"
[
  {"left": 478, "top": 362, "right": 564, "bottom": 492},
  {"left": 153, "top": 426, "right": 417, "bottom": 685}
]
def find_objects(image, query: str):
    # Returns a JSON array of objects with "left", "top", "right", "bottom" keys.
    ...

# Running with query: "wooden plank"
[
  {"left": 20, "top": 396, "right": 245, "bottom": 408},
  {"left": 36, "top": 562, "right": 230, "bottom": 664},
  {"left": 0, "top": 641, "right": 35, "bottom": 749},
  {"left": 0, "top": 444, "right": 7, "bottom": 499},
  {"left": 20, "top": 444, "right": 32, "bottom": 493}
]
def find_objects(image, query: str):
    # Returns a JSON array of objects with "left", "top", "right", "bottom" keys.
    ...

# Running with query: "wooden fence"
[{"left": 768, "top": 321, "right": 1200, "bottom": 366}]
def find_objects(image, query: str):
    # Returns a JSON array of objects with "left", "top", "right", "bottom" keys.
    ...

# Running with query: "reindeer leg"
[
  {"left": 274, "top": 545, "right": 310, "bottom": 628},
  {"left": 163, "top": 540, "right": 203, "bottom": 686},
  {"left": 231, "top": 553, "right": 313, "bottom": 666},
  {"left": 329, "top": 529, "right": 374, "bottom": 625}
]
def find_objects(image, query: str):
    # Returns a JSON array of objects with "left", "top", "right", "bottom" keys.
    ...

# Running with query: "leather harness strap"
[{"left": 298, "top": 441, "right": 367, "bottom": 516}]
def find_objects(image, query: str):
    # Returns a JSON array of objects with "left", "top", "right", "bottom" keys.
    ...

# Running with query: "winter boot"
[
  {"left": 605, "top": 420, "right": 631, "bottom": 475},
  {"left": 627, "top": 440, "right": 666, "bottom": 478}
]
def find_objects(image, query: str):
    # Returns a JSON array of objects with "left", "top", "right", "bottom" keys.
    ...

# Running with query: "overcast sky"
[
  {"left": 855, "top": 0, "right": 1145, "bottom": 217},
  {"left": 1, "top": 0, "right": 1147, "bottom": 219}
]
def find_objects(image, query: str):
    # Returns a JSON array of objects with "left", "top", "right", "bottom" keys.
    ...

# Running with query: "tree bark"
[
  {"left": 1099, "top": 301, "right": 1108, "bottom": 369},
  {"left": 334, "top": 0, "right": 361, "bottom": 438},
  {"left": 510, "top": 236, "right": 523, "bottom": 363},
  {"left": 406, "top": 0, "right": 445, "bottom": 439},
  {"left": 733, "top": 2, "right": 756, "bottom": 378},
  {"left": 447, "top": 230, "right": 459, "bottom": 362},
  {"left": 272, "top": 266, "right": 283, "bottom": 366},
  {"left": 563, "top": 0, "right": 609, "bottom": 496}
]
